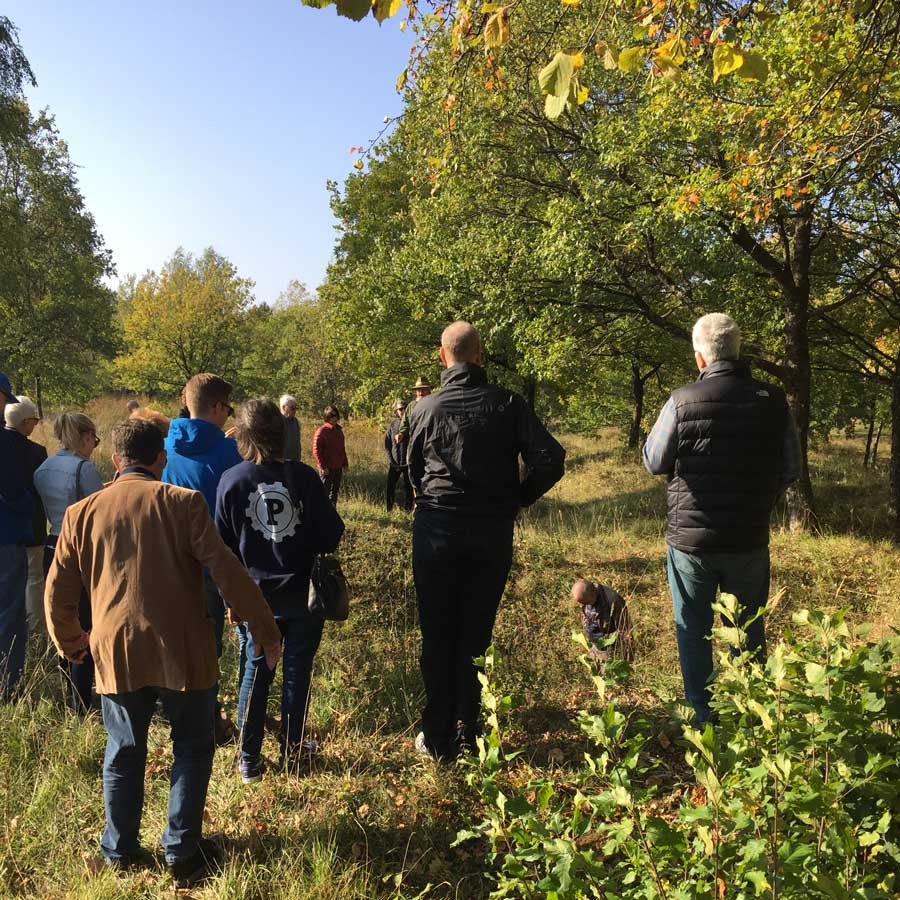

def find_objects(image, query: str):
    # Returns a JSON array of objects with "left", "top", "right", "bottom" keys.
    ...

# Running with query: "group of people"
[{"left": 0, "top": 313, "right": 799, "bottom": 886}]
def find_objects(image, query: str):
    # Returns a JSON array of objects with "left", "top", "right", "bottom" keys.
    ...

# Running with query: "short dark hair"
[
  {"left": 323, "top": 405, "right": 340, "bottom": 421},
  {"left": 183, "top": 373, "right": 233, "bottom": 417},
  {"left": 235, "top": 398, "right": 285, "bottom": 463},
  {"left": 112, "top": 419, "right": 164, "bottom": 466}
]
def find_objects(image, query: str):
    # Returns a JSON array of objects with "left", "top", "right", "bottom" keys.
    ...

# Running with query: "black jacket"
[
  {"left": 667, "top": 360, "right": 787, "bottom": 552},
  {"left": 407, "top": 363, "right": 565, "bottom": 518},
  {"left": 385, "top": 418, "right": 406, "bottom": 467},
  {"left": 214, "top": 459, "right": 345, "bottom": 617}
]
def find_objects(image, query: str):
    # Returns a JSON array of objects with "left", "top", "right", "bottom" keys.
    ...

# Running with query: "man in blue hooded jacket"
[{"left": 164, "top": 373, "right": 242, "bottom": 740}]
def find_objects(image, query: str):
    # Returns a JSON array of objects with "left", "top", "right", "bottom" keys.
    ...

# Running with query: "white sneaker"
[{"left": 414, "top": 732, "right": 430, "bottom": 756}]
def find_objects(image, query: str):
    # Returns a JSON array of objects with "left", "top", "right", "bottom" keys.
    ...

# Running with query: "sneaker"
[
  {"left": 414, "top": 731, "right": 431, "bottom": 757},
  {"left": 239, "top": 759, "right": 265, "bottom": 784},
  {"left": 168, "top": 837, "right": 221, "bottom": 889}
]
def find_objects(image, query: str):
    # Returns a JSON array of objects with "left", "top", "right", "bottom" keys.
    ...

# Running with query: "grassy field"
[{"left": 2, "top": 398, "right": 897, "bottom": 898}]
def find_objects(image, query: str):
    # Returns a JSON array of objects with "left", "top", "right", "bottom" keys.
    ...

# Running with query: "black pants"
[
  {"left": 44, "top": 540, "right": 94, "bottom": 712},
  {"left": 386, "top": 465, "right": 413, "bottom": 511},
  {"left": 320, "top": 469, "right": 343, "bottom": 506},
  {"left": 412, "top": 510, "right": 514, "bottom": 760}
]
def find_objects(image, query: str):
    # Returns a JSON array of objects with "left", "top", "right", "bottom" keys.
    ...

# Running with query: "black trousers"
[
  {"left": 412, "top": 510, "right": 514, "bottom": 759},
  {"left": 386, "top": 464, "right": 413, "bottom": 511}
]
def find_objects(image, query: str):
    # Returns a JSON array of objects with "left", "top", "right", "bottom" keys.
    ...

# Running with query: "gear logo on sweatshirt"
[{"left": 245, "top": 481, "right": 302, "bottom": 543}]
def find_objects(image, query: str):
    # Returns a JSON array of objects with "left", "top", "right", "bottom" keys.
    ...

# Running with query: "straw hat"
[{"left": 411, "top": 376, "right": 434, "bottom": 390}]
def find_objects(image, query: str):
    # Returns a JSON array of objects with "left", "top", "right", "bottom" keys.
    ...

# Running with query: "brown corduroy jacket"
[{"left": 45, "top": 470, "right": 280, "bottom": 695}]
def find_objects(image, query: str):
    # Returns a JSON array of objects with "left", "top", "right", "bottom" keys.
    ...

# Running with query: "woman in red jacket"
[{"left": 312, "top": 406, "right": 348, "bottom": 506}]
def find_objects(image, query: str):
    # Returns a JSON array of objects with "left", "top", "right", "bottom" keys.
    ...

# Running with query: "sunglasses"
[
  {"left": 220, "top": 401, "right": 235, "bottom": 417},
  {"left": 85, "top": 430, "right": 101, "bottom": 447}
]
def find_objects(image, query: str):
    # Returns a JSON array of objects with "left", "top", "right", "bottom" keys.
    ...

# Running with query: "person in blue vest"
[
  {"left": 163, "top": 373, "right": 242, "bottom": 742},
  {"left": 643, "top": 313, "right": 801, "bottom": 727}
]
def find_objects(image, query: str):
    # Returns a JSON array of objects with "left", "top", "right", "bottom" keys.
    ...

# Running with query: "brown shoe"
[{"left": 214, "top": 712, "right": 237, "bottom": 746}]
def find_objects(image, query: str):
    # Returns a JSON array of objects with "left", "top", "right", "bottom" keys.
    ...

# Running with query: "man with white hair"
[
  {"left": 280, "top": 394, "right": 301, "bottom": 461},
  {"left": 643, "top": 313, "right": 801, "bottom": 726}
]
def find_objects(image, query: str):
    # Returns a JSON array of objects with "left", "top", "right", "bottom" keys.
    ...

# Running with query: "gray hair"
[
  {"left": 280, "top": 394, "right": 297, "bottom": 409},
  {"left": 692, "top": 313, "right": 741, "bottom": 363}
]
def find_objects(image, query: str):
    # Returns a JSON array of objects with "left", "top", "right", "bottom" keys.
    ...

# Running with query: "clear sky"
[{"left": 6, "top": 1, "right": 412, "bottom": 304}]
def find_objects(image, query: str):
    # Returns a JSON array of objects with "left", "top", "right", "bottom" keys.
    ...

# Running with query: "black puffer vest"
[{"left": 667, "top": 360, "right": 786, "bottom": 552}]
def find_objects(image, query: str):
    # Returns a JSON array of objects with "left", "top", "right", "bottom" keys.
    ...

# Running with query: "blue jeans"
[
  {"left": 236, "top": 610, "right": 324, "bottom": 767},
  {"left": 0, "top": 544, "right": 27, "bottom": 702},
  {"left": 204, "top": 571, "right": 225, "bottom": 716},
  {"left": 667, "top": 546, "right": 769, "bottom": 725},
  {"left": 100, "top": 686, "right": 215, "bottom": 864}
]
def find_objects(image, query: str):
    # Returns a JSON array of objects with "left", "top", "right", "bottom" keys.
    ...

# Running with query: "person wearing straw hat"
[
  {"left": 395, "top": 376, "right": 434, "bottom": 446},
  {"left": 384, "top": 398, "right": 413, "bottom": 511},
  {"left": 0, "top": 377, "right": 36, "bottom": 700}
]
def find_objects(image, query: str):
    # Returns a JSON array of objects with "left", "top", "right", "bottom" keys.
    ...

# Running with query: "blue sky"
[{"left": 6, "top": 1, "right": 412, "bottom": 304}]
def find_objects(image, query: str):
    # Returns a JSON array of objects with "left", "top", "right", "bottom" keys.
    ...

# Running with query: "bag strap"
[{"left": 74, "top": 459, "right": 87, "bottom": 501}]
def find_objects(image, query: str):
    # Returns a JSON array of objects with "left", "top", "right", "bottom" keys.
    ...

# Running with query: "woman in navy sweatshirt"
[{"left": 215, "top": 399, "right": 345, "bottom": 782}]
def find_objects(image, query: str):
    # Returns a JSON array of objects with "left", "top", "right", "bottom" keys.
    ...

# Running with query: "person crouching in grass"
[{"left": 215, "top": 399, "right": 345, "bottom": 783}]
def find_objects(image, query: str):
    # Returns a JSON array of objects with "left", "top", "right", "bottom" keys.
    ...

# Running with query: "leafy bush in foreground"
[{"left": 457, "top": 599, "right": 899, "bottom": 899}]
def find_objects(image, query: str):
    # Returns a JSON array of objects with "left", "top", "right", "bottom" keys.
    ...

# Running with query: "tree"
[
  {"left": 115, "top": 248, "right": 254, "bottom": 392},
  {"left": 0, "top": 18, "right": 116, "bottom": 404}
]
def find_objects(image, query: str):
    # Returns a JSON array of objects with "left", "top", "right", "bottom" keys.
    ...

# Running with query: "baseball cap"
[{"left": 0, "top": 373, "right": 15, "bottom": 403}]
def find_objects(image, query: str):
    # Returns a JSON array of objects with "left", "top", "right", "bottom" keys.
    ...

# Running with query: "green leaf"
[
  {"left": 396, "top": 68, "right": 409, "bottom": 92},
  {"left": 484, "top": 8, "right": 509, "bottom": 49},
  {"left": 816, "top": 873, "right": 852, "bottom": 900},
  {"left": 805, "top": 662, "right": 826, "bottom": 685},
  {"left": 618, "top": 46, "right": 645, "bottom": 73},
  {"left": 539, "top": 51, "right": 574, "bottom": 120},
  {"left": 737, "top": 49, "right": 768, "bottom": 81},
  {"left": 335, "top": 0, "right": 372, "bottom": 21},
  {"left": 712, "top": 42, "right": 744, "bottom": 83},
  {"left": 372, "top": 0, "right": 403, "bottom": 23},
  {"left": 746, "top": 871, "right": 771, "bottom": 895}
]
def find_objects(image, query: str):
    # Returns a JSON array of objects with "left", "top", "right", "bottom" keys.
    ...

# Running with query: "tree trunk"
[
  {"left": 628, "top": 361, "right": 644, "bottom": 450},
  {"left": 873, "top": 421, "right": 884, "bottom": 464},
  {"left": 863, "top": 401, "right": 876, "bottom": 469},
  {"left": 524, "top": 376, "right": 537, "bottom": 411},
  {"left": 891, "top": 353, "right": 900, "bottom": 541}
]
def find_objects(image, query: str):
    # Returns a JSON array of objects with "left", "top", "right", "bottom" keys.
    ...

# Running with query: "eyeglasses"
[
  {"left": 220, "top": 401, "right": 235, "bottom": 417},
  {"left": 85, "top": 430, "right": 101, "bottom": 447}
]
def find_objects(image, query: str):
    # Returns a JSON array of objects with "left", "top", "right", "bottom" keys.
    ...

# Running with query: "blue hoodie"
[{"left": 163, "top": 418, "right": 242, "bottom": 513}]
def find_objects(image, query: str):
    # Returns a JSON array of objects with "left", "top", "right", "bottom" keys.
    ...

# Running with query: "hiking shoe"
[
  {"left": 168, "top": 837, "right": 221, "bottom": 889},
  {"left": 105, "top": 847, "right": 155, "bottom": 872},
  {"left": 239, "top": 759, "right": 265, "bottom": 784}
]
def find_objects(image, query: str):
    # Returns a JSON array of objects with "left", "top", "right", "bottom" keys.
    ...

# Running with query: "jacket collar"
[
  {"left": 113, "top": 466, "right": 158, "bottom": 482},
  {"left": 697, "top": 359, "right": 751, "bottom": 381},
  {"left": 441, "top": 362, "right": 487, "bottom": 388}
]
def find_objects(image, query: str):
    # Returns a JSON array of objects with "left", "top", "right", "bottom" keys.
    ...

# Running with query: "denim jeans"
[
  {"left": 667, "top": 545, "right": 769, "bottom": 724},
  {"left": 100, "top": 686, "right": 215, "bottom": 864},
  {"left": 412, "top": 511, "right": 514, "bottom": 760},
  {"left": 204, "top": 571, "right": 225, "bottom": 717},
  {"left": 236, "top": 609, "right": 324, "bottom": 767},
  {"left": 44, "top": 541, "right": 94, "bottom": 712},
  {"left": 0, "top": 544, "right": 27, "bottom": 702}
]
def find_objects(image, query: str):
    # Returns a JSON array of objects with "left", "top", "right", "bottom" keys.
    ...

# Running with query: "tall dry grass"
[{"left": 4, "top": 401, "right": 897, "bottom": 898}]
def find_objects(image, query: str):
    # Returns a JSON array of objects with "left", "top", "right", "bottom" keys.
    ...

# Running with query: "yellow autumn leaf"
[
  {"left": 571, "top": 51, "right": 585, "bottom": 70},
  {"left": 561, "top": 0, "right": 581, "bottom": 6}
]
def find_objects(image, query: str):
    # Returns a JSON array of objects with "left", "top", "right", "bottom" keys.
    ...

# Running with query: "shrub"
[{"left": 456, "top": 597, "right": 899, "bottom": 899}]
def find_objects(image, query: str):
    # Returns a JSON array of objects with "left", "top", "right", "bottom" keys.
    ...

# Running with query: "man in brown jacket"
[{"left": 45, "top": 419, "right": 280, "bottom": 888}]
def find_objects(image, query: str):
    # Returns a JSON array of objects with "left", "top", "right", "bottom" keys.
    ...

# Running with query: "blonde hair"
[
  {"left": 130, "top": 408, "right": 171, "bottom": 437},
  {"left": 53, "top": 412, "right": 96, "bottom": 451}
]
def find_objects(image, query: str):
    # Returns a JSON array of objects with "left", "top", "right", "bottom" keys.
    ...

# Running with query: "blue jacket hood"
[
  {"left": 166, "top": 418, "right": 227, "bottom": 456},
  {"left": 163, "top": 418, "right": 242, "bottom": 513}
]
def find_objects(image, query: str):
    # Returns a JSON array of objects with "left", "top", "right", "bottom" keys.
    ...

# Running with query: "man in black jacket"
[
  {"left": 643, "top": 313, "right": 801, "bottom": 726},
  {"left": 407, "top": 321, "right": 566, "bottom": 760}
]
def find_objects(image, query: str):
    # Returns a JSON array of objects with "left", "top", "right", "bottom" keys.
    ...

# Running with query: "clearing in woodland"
[{"left": 1, "top": 403, "right": 897, "bottom": 899}]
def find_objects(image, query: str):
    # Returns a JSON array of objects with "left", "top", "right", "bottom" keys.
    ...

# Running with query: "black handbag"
[{"left": 308, "top": 555, "right": 350, "bottom": 621}]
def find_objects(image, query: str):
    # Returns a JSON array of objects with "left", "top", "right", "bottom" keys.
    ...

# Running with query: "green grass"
[{"left": 3, "top": 409, "right": 897, "bottom": 898}]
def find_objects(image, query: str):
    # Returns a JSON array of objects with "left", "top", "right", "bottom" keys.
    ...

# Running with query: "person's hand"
[
  {"left": 224, "top": 426, "right": 237, "bottom": 439},
  {"left": 394, "top": 433, "right": 403, "bottom": 445},
  {"left": 261, "top": 641, "right": 280, "bottom": 672},
  {"left": 319, "top": 467, "right": 329, "bottom": 476},
  {"left": 65, "top": 632, "right": 90, "bottom": 664},
  {"left": 226, "top": 607, "right": 242, "bottom": 625}
]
